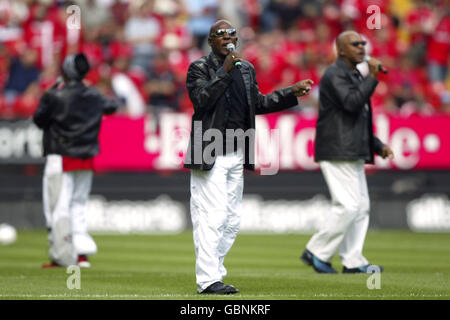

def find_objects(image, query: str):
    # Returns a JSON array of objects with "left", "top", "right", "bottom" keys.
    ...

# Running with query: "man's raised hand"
[{"left": 292, "top": 79, "right": 314, "bottom": 97}]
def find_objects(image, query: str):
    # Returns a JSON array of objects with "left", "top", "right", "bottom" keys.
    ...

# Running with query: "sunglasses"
[
  {"left": 210, "top": 28, "right": 237, "bottom": 38},
  {"left": 350, "top": 41, "right": 367, "bottom": 47}
]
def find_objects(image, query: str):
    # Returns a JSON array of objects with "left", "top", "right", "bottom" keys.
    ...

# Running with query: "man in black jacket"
[
  {"left": 185, "top": 20, "right": 313, "bottom": 294},
  {"left": 33, "top": 53, "right": 118, "bottom": 268},
  {"left": 301, "top": 31, "right": 394, "bottom": 274}
]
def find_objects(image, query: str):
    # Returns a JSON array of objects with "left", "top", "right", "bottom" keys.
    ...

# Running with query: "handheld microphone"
[
  {"left": 226, "top": 43, "right": 241, "bottom": 69},
  {"left": 364, "top": 56, "right": 388, "bottom": 74},
  {"left": 51, "top": 76, "right": 64, "bottom": 89}
]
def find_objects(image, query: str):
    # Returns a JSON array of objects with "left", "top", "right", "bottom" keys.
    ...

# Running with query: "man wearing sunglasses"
[
  {"left": 301, "top": 30, "right": 394, "bottom": 274},
  {"left": 185, "top": 20, "right": 313, "bottom": 294}
]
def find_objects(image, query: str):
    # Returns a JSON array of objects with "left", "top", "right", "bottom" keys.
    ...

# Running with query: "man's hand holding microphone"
[
  {"left": 365, "top": 56, "right": 388, "bottom": 78},
  {"left": 224, "top": 43, "right": 242, "bottom": 72}
]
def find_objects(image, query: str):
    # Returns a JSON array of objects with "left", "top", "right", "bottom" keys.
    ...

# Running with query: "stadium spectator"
[
  {"left": 311, "top": 20, "right": 336, "bottom": 67},
  {"left": 0, "top": 44, "right": 10, "bottom": 91},
  {"left": 2, "top": 47, "right": 39, "bottom": 109},
  {"left": 389, "top": 53, "right": 427, "bottom": 111},
  {"left": 0, "top": 0, "right": 449, "bottom": 119},
  {"left": 365, "top": 22, "right": 401, "bottom": 72},
  {"left": 110, "top": 0, "right": 130, "bottom": 26},
  {"left": 20, "top": 1, "right": 82, "bottom": 68},
  {"left": 11, "top": 82, "right": 40, "bottom": 119},
  {"left": 39, "top": 56, "right": 60, "bottom": 90},
  {"left": 426, "top": 12, "right": 450, "bottom": 83},
  {"left": 217, "top": 0, "right": 246, "bottom": 31},
  {"left": 145, "top": 50, "right": 178, "bottom": 122},
  {"left": 0, "top": 0, "right": 28, "bottom": 43},
  {"left": 253, "top": 49, "right": 280, "bottom": 94},
  {"left": 77, "top": 0, "right": 112, "bottom": 31},
  {"left": 182, "top": 0, "right": 218, "bottom": 50},
  {"left": 403, "top": 0, "right": 438, "bottom": 65},
  {"left": 80, "top": 30, "right": 104, "bottom": 70},
  {"left": 124, "top": 0, "right": 162, "bottom": 73},
  {"left": 259, "top": 0, "right": 278, "bottom": 32},
  {"left": 110, "top": 48, "right": 147, "bottom": 118},
  {"left": 159, "top": 11, "right": 192, "bottom": 52},
  {"left": 441, "top": 89, "right": 450, "bottom": 114},
  {"left": 77, "top": 0, "right": 119, "bottom": 49},
  {"left": 265, "top": 0, "right": 303, "bottom": 31}
]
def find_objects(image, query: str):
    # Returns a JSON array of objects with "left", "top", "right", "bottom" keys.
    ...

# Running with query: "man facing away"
[
  {"left": 33, "top": 53, "right": 118, "bottom": 268},
  {"left": 301, "top": 31, "right": 394, "bottom": 274},
  {"left": 185, "top": 19, "right": 313, "bottom": 294}
]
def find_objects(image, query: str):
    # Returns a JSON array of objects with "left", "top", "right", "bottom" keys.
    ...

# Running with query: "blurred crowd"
[{"left": 0, "top": 0, "right": 449, "bottom": 121}]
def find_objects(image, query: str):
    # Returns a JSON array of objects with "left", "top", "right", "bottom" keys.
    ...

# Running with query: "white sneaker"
[{"left": 77, "top": 255, "right": 91, "bottom": 268}]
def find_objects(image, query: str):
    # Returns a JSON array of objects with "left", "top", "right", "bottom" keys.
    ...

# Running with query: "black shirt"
[
  {"left": 226, "top": 68, "right": 249, "bottom": 129},
  {"left": 223, "top": 67, "right": 249, "bottom": 153}
]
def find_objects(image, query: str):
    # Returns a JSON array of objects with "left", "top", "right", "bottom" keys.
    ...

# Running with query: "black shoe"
[
  {"left": 300, "top": 249, "right": 337, "bottom": 274},
  {"left": 342, "top": 264, "right": 384, "bottom": 273},
  {"left": 200, "top": 281, "right": 239, "bottom": 294},
  {"left": 300, "top": 249, "right": 314, "bottom": 266},
  {"left": 224, "top": 284, "right": 239, "bottom": 294}
]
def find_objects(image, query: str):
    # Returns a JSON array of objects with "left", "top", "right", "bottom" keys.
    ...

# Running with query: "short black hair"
[{"left": 74, "top": 53, "right": 90, "bottom": 79}]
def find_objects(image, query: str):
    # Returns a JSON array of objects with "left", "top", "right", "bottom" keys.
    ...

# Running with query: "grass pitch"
[{"left": 0, "top": 230, "right": 449, "bottom": 300}]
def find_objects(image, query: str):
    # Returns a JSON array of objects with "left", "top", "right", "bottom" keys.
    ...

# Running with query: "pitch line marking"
[{"left": 0, "top": 293, "right": 449, "bottom": 299}]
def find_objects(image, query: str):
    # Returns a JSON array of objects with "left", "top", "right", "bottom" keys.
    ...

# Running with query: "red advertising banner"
[{"left": 94, "top": 112, "right": 450, "bottom": 172}]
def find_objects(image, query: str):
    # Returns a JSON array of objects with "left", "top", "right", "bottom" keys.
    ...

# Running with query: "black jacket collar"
[
  {"left": 207, "top": 51, "right": 222, "bottom": 70},
  {"left": 336, "top": 57, "right": 364, "bottom": 79},
  {"left": 336, "top": 57, "right": 355, "bottom": 72},
  {"left": 64, "top": 80, "right": 84, "bottom": 88},
  {"left": 207, "top": 51, "right": 249, "bottom": 71}
]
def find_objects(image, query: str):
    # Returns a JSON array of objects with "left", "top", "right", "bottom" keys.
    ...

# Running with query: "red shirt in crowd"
[{"left": 427, "top": 15, "right": 450, "bottom": 65}]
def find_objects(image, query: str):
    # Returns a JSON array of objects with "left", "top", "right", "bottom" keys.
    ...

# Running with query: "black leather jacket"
[
  {"left": 314, "top": 58, "right": 385, "bottom": 164},
  {"left": 184, "top": 52, "right": 298, "bottom": 171},
  {"left": 33, "top": 80, "right": 118, "bottom": 158}
]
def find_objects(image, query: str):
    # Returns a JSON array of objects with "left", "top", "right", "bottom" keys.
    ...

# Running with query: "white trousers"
[
  {"left": 306, "top": 160, "right": 370, "bottom": 268},
  {"left": 190, "top": 151, "right": 244, "bottom": 292},
  {"left": 43, "top": 155, "right": 97, "bottom": 266}
]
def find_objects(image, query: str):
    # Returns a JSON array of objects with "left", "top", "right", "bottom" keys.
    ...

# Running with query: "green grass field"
[{"left": 0, "top": 230, "right": 449, "bottom": 300}]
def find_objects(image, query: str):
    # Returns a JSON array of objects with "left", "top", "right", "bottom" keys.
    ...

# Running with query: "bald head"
[
  {"left": 208, "top": 20, "right": 238, "bottom": 61},
  {"left": 335, "top": 30, "right": 366, "bottom": 68},
  {"left": 336, "top": 31, "right": 360, "bottom": 51},
  {"left": 209, "top": 19, "right": 234, "bottom": 36}
]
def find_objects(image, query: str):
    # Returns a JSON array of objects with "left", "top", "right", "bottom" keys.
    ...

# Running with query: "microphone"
[
  {"left": 364, "top": 56, "right": 388, "bottom": 74},
  {"left": 226, "top": 43, "right": 241, "bottom": 69},
  {"left": 51, "top": 76, "right": 64, "bottom": 89}
]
